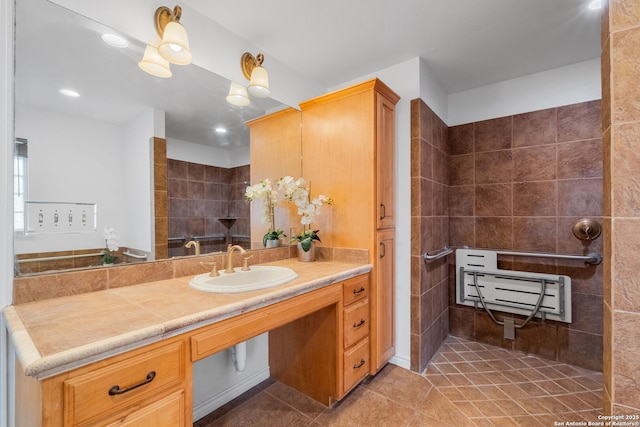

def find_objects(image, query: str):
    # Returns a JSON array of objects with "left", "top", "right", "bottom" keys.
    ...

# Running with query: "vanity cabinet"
[
  {"left": 27, "top": 336, "right": 192, "bottom": 427},
  {"left": 299, "top": 78, "right": 399, "bottom": 373},
  {"left": 10, "top": 262, "right": 372, "bottom": 425}
]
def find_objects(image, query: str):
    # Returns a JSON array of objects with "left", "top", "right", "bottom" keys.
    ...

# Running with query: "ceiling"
[
  {"left": 15, "top": 0, "right": 602, "bottom": 151},
  {"left": 184, "top": 0, "right": 603, "bottom": 93}
]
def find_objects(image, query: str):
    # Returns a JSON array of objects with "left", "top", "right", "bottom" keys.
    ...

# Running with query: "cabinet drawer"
[
  {"left": 104, "top": 390, "right": 186, "bottom": 427},
  {"left": 343, "top": 298, "right": 369, "bottom": 349},
  {"left": 64, "top": 341, "right": 186, "bottom": 426},
  {"left": 343, "top": 337, "right": 369, "bottom": 393},
  {"left": 343, "top": 275, "right": 369, "bottom": 306}
]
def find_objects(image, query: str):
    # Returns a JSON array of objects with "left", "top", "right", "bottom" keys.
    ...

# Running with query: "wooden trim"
[
  {"left": 245, "top": 107, "right": 300, "bottom": 127},
  {"left": 300, "top": 78, "right": 400, "bottom": 110},
  {"left": 190, "top": 284, "right": 342, "bottom": 361}
]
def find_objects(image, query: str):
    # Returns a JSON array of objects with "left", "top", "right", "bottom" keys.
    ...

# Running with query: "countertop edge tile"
[{"left": 2, "top": 306, "right": 42, "bottom": 369}]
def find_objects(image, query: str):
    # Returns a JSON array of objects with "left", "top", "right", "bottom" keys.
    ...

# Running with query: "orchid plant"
[
  {"left": 245, "top": 179, "right": 282, "bottom": 245},
  {"left": 102, "top": 227, "right": 120, "bottom": 264},
  {"left": 277, "top": 176, "right": 333, "bottom": 252}
]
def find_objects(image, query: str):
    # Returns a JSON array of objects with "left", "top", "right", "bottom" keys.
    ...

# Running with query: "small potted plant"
[
  {"left": 289, "top": 229, "right": 322, "bottom": 261},
  {"left": 102, "top": 227, "right": 120, "bottom": 265},
  {"left": 263, "top": 229, "right": 286, "bottom": 248},
  {"left": 245, "top": 179, "right": 281, "bottom": 248},
  {"left": 277, "top": 176, "right": 333, "bottom": 262}
]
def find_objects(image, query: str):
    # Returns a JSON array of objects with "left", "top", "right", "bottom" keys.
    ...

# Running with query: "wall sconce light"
[
  {"left": 226, "top": 52, "right": 271, "bottom": 106},
  {"left": 138, "top": 5, "right": 192, "bottom": 78},
  {"left": 138, "top": 43, "right": 172, "bottom": 78},
  {"left": 226, "top": 82, "right": 251, "bottom": 107},
  {"left": 242, "top": 52, "right": 271, "bottom": 97}
]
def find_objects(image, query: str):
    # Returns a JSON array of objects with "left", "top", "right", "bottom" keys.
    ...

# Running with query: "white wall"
[
  {"left": 166, "top": 137, "right": 249, "bottom": 168},
  {"left": 192, "top": 334, "right": 269, "bottom": 422},
  {"left": 448, "top": 58, "right": 602, "bottom": 126},
  {"left": 14, "top": 106, "right": 131, "bottom": 254},
  {"left": 48, "top": 0, "right": 325, "bottom": 109},
  {"left": 122, "top": 109, "right": 157, "bottom": 253}
]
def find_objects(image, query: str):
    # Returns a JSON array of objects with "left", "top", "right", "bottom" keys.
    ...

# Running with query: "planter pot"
[
  {"left": 103, "top": 263, "right": 115, "bottom": 267},
  {"left": 265, "top": 239, "right": 280, "bottom": 248},
  {"left": 296, "top": 242, "right": 316, "bottom": 262}
]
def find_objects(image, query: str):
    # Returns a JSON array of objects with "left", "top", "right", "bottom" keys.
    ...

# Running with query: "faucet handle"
[
  {"left": 209, "top": 262, "right": 219, "bottom": 277},
  {"left": 241, "top": 255, "right": 253, "bottom": 271},
  {"left": 199, "top": 261, "right": 219, "bottom": 277}
]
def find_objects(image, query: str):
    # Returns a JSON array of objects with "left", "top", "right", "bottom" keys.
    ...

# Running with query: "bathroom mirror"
[{"left": 13, "top": 0, "right": 295, "bottom": 276}]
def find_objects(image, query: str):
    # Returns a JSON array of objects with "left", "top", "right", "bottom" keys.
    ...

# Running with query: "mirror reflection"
[{"left": 14, "top": 0, "right": 287, "bottom": 276}]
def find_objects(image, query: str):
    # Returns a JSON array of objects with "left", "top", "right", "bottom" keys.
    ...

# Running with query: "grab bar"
[
  {"left": 191, "top": 234, "right": 225, "bottom": 241},
  {"left": 16, "top": 251, "right": 104, "bottom": 263},
  {"left": 423, "top": 246, "right": 453, "bottom": 261},
  {"left": 123, "top": 251, "right": 147, "bottom": 259},
  {"left": 492, "top": 249, "right": 602, "bottom": 265}
]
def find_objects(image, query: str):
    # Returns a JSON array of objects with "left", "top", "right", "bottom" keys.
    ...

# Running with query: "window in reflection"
[{"left": 14, "top": 138, "right": 28, "bottom": 233}]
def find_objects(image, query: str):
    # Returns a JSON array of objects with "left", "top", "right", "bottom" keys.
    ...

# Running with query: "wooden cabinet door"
[
  {"left": 371, "top": 229, "right": 395, "bottom": 372},
  {"left": 376, "top": 93, "right": 396, "bottom": 230}
]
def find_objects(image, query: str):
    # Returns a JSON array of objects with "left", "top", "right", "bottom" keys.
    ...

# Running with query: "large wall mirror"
[{"left": 14, "top": 0, "right": 296, "bottom": 276}]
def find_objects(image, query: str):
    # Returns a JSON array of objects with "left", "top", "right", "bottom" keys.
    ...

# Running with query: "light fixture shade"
[
  {"left": 158, "top": 21, "right": 192, "bottom": 65},
  {"left": 226, "top": 82, "right": 251, "bottom": 106},
  {"left": 247, "top": 66, "right": 271, "bottom": 97},
  {"left": 138, "top": 44, "right": 172, "bottom": 78}
]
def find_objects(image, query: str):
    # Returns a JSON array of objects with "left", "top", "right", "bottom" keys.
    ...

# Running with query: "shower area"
[
  {"left": 410, "top": 98, "right": 603, "bottom": 374},
  {"left": 167, "top": 159, "right": 251, "bottom": 257}
]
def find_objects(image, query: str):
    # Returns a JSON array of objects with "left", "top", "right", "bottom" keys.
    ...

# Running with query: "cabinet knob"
[
  {"left": 353, "top": 358, "right": 366, "bottom": 369},
  {"left": 380, "top": 203, "right": 386, "bottom": 220}
]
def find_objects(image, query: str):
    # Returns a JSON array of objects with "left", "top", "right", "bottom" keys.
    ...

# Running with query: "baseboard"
[
  {"left": 192, "top": 366, "right": 270, "bottom": 422},
  {"left": 389, "top": 353, "right": 411, "bottom": 370}
]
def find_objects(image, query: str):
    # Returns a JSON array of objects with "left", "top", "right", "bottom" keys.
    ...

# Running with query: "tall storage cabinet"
[
  {"left": 299, "top": 78, "right": 399, "bottom": 373},
  {"left": 246, "top": 108, "right": 302, "bottom": 242}
]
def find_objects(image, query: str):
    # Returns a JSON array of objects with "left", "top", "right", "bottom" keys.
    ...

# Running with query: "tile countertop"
[{"left": 3, "top": 259, "right": 372, "bottom": 380}]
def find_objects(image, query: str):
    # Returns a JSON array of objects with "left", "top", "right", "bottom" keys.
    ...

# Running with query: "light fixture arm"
[
  {"left": 154, "top": 5, "right": 183, "bottom": 37},
  {"left": 241, "top": 52, "right": 265, "bottom": 80}
]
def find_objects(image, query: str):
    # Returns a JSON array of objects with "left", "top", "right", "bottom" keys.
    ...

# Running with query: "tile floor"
[{"left": 194, "top": 336, "right": 603, "bottom": 426}]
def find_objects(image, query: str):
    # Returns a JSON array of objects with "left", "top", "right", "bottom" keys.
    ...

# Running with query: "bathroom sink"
[{"left": 189, "top": 266, "right": 298, "bottom": 293}]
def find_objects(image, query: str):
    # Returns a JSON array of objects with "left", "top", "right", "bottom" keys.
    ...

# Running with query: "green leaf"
[{"left": 300, "top": 237, "right": 313, "bottom": 252}]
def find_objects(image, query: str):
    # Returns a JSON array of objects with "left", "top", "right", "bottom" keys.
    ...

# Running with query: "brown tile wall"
[
  {"left": 410, "top": 99, "right": 450, "bottom": 372},
  {"left": 167, "top": 160, "right": 250, "bottom": 257},
  {"left": 602, "top": 0, "right": 640, "bottom": 415},
  {"left": 447, "top": 100, "right": 603, "bottom": 372},
  {"left": 154, "top": 137, "right": 168, "bottom": 260}
]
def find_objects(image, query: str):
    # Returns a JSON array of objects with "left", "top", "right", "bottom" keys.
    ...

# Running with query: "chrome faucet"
[
  {"left": 185, "top": 240, "right": 200, "bottom": 256},
  {"left": 225, "top": 244, "right": 246, "bottom": 273}
]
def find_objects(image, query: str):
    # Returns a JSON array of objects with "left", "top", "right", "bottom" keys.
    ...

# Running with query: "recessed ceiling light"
[
  {"left": 101, "top": 33, "right": 129, "bottom": 48},
  {"left": 588, "top": 0, "right": 602, "bottom": 10},
  {"left": 215, "top": 127, "right": 227, "bottom": 133},
  {"left": 59, "top": 89, "right": 80, "bottom": 97}
]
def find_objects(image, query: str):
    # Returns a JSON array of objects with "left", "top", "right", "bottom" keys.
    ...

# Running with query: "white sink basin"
[{"left": 189, "top": 266, "right": 298, "bottom": 293}]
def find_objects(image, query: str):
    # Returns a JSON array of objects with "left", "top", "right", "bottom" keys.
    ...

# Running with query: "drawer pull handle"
[
  {"left": 353, "top": 359, "right": 366, "bottom": 369},
  {"left": 108, "top": 371, "right": 156, "bottom": 396},
  {"left": 353, "top": 319, "right": 366, "bottom": 328},
  {"left": 352, "top": 287, "right": 366, "bottom": 295}
]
